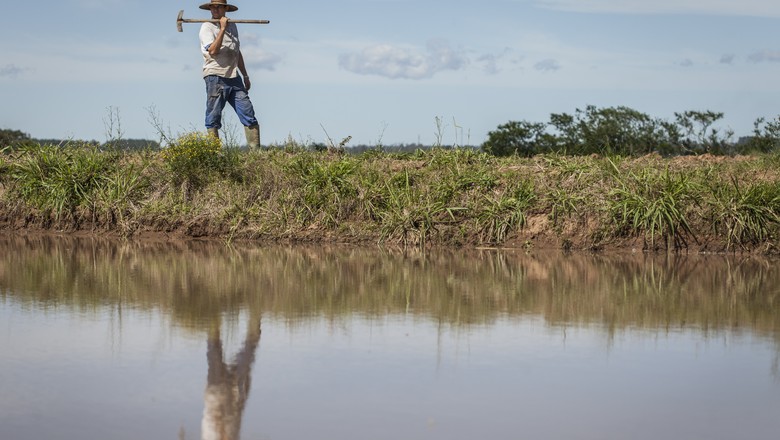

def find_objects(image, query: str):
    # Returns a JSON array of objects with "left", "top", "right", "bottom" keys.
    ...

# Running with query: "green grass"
[
  {"left": 609, "top": 167, "right": 697, "bottom": 249},
  {"left": 3, "top": 133, "right": 780, "bottom": 253},
  {"left": 6, "top": 143, "right": 121, "bottom": 218},
  {"left": 709, "top": 178, "right": 780, "bottom": 250}
]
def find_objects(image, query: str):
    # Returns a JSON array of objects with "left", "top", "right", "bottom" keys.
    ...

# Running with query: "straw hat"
[{"left": 199, "top": 0, "right": 238, "bottom": 12}]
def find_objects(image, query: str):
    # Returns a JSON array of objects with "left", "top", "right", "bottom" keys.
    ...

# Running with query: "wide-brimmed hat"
[{"left": 199, "top": 0, "right": 238, "bottom": 12}]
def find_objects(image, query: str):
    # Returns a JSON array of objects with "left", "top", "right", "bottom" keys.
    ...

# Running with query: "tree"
[
  {"left": 673, "top": 110, "right": 734, "bottom": 154},
  {"left": 0, "top": 129, "right": 31, "bottom": 148},
  {"left": 481, "top": 121, "right": 547, "bottom": 157},
  {"left": 580, "top": 106, "right": 662, "bottom": 155},
  {"left": 738, "top": 116, "right": 780, "bottom": 154},
  {"left": 548, "top": 106, "right": 666, "bottom": 155},
  {"left": 483, "top": 106, "right": 744, "bottom": 158}
]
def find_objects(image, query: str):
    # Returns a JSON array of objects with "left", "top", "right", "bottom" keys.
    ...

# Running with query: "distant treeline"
[
  {"left": 316, "top": 142, "right": 477, "bottom": 154},
  {"left": 4, "top": 105, "right": 780, "bottom": 157},
  {"left": 0, "top": 129, "right": 160, "bottom": 150},
  {"left": 34, "top": 139, "right": 161, "bottom": 150},
  {"left": 481, "top": 106, "right": 780, "bottom": 157}
]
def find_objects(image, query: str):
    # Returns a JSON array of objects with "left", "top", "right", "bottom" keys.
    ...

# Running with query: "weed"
[
  {"left": 476, "top": 179, "right": 536, "bottom": 243},
  {"left": 160, "top": 132, "right": 235, "bottom": 194},
  {"left": 376, "top": 169, "right": 459, "bottom": 246},
  {"left": 285, "top": 154, "right": 359, "bottom": 226},
  {"left": 8, "top": 143, "right": 119, "bottom": 218},
  {"left": 546, "top": 188, "right": 584, "bottom": 225},
  {"left": 92, "top": 157, "right": 152, "bottom": 234},
  {"left": 0, "top": 149, "right": 9, "bottom": 181},
  {"left": 709, "top": 177, "right": 780, "bottom": 250},
  {"left": 610, "top": 168, "right": 696, "bottom": 249}
]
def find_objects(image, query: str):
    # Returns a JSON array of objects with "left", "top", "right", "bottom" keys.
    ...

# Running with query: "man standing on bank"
[{"left": 199, "top": 0, "right": 260, "bottom": 148}]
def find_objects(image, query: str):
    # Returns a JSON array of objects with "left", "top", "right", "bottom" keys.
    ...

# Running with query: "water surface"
[{"left": 1, "top": 236, "right": 779, "bottom": 439}]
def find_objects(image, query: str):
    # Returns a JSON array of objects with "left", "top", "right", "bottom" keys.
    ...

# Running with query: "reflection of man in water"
[{"left": 201, "top": 316, "right": 261, "bottom": 440}]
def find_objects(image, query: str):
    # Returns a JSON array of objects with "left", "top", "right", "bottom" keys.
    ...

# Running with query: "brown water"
[{"left": 1, "top": 236, "right": 779, "bottom": 440}]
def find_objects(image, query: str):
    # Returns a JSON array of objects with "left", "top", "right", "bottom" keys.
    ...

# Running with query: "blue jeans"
[{"left": 204, "top": 75, "right": 258, "bottom": 129}]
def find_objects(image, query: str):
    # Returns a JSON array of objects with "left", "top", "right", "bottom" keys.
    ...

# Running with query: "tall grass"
[
  {"left": 7, "top": 144, "right": 121, "bottom": 218},
  {"left": 709, "top": 178, "right": 780, "bottom": 250},
  {"left": 3, "top": 134, "right": 780, "bottom": 252},
  {"left": 377, "top": 169, "right": 446, "bottom": 246},
  {"left": 285, "top": 154, "right": 359, "bottom": 226},
  {"left": 476, "top": 179, "right": 536, "bottom": 243},
  {"left": 609, "top": 167, "right": 696, "bottom": 249}
]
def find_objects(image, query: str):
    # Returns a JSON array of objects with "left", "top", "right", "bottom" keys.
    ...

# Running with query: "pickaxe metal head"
[{"left": 177, "top": 10, "right": 184, "bottom": 32}]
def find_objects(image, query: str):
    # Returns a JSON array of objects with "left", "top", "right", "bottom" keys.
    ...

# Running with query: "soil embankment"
[{"left": 2, "top": 146, "right": 780, "bottom": 253}]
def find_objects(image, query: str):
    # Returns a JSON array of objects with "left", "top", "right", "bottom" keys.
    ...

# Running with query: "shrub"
[
  {"left": 160, "top": 132, "right": 234, "bottom": 190},
  {"left": 481, "top": 121, "right": 547, "bottom": 157},
  {"left": 738, "top": 116, "right": 780, "bottom": 154},
  {"left": 672, "top": 110, "right": 734, "bottom": 155},
  {"left": 0, "top": 129, "right": 32, "bottom": 148},
  {"left": 483, "top": 106, "right": 740, "bottom": 158},
  {"left": 549, "top": 106, "right": 668, "bottom": 155}
]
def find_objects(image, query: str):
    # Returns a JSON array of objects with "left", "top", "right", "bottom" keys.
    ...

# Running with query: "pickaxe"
[{"left": 176, "top": 10, "right": 270, "bottom": 32}]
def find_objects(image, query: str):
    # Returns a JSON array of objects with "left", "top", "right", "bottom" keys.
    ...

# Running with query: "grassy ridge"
[{"left": 2, "top": 135, "right": 780, "bottom": 252}]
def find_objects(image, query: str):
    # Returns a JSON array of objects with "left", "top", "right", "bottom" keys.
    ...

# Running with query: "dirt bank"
[{"left": 2, "top": 148, "right": 780, "bottom": 254}]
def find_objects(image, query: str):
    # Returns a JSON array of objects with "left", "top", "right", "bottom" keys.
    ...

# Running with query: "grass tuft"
[
  {"left": 609, "top": 167, "right": 696, "bottom": 249},
  {"left": 709, "top": 178, "right": 780, "bottom": 250},
  {"left": 8, "top": 143, "right": 120, "bottom": 218}
]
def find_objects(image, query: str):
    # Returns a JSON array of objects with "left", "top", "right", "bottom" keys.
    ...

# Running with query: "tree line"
[
  {"left": 4, "top": 105, "right": 780, "bottom": 156},
  {"left": 481, "top": 106, "right": 780, "bottom": 157},
  {"left": 0, "top": 129, "right": 159, "bottom": 150}
]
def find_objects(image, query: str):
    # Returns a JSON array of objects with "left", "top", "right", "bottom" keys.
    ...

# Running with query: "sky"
[{"left": 2, "top": 0, "right": 780, "bottom": 146}]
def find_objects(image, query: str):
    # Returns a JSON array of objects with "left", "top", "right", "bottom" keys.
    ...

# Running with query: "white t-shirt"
[{"left": 199, "top": 22, "right": 240, "bottom": 78}]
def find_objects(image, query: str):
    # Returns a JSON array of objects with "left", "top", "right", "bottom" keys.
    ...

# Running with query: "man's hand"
[
  {"left": 244, "top": 77, "right": 252, "bottom": 91},
  {"left": 219, "top": 16, "right": 229, "bottom": 30}
]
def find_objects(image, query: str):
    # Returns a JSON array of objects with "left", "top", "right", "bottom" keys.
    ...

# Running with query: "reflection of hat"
[{"left": 199, "top": 0, "right": 238, "bottom": 12}]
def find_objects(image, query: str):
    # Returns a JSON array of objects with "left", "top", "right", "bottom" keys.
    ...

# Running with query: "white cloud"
[
  {"left": 719, "top": 54, "right": 735, "bottom": 65},
  {"left": 339, "top": 40, "right": 467, "bottom": 79},
  {"left": 748, "top": 51, "right": 780, "bottom": 63},
  {"left": 72, "top": 0, "right": 124, "bottom": 10},
  {"left": 476, "top": 48, "right": 519, "bottom": 75},
  {"left": 242, "top": 48, "right": 284, "bottom": 71},
  {"left": 531, "top": 0, "right": 780, "bottom": 17},
  {"left": 5, "top": 38, "right": 193, "bottom": 82},
  {"left": 477, "top": 54, "right": 500, "bottom": 75},
  {"left": 679, "top": 58, "right": 694, "bottom": 67},
  {"left": 534, "top": 59, "right": 561, "bottom": 72},
  {"left": 237, "top": 32, "right": 283, "bottom": 70},
  {"left": 0, "top": 64, "right": 26, "bottom": 78}
]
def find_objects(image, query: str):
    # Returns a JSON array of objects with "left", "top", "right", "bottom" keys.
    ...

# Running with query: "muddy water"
[{"left": 0, "top": 236, "right": 779, "bottom": 440}]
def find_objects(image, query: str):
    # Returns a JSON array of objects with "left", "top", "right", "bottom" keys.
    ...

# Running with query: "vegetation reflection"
[
  {"left": 1, "top": 235, "right": 778, "bottom": 342},
  {"left": 1, "top": 235, "right": 779, "bottom": 439}
]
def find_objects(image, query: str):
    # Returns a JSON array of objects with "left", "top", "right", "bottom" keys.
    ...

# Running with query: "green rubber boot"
[{"left": 244, "top": 125, "right": 260, "bottom": 149}]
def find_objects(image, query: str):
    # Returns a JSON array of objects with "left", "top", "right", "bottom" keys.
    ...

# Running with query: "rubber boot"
[
  {"left": 244, "top": 124, "right": 260, "bottom": 149},
  {"left": 207, "top": 127, "right": 220, "bottom": 140}
]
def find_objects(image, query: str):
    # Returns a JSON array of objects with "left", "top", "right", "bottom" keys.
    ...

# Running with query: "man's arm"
[
  {"left": 207, "top": 16, "right": 230, "bottom": 57},
  {"left": 238, "top": 51, "right": 251, "bottom": 91}
]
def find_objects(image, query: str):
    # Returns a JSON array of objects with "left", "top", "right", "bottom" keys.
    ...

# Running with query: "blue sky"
[{"left": 2, "top": 0, "right": 780, "bottom": 146}]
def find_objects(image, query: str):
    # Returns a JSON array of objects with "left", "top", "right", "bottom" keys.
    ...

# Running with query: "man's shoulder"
[{"left": 199, "top": 22, "right": 219, "bottom": 42}]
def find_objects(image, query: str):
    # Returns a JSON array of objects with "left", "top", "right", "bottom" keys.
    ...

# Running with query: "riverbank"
[{"left": 2, "top": 140, "right": 780, "bottom": 253}]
